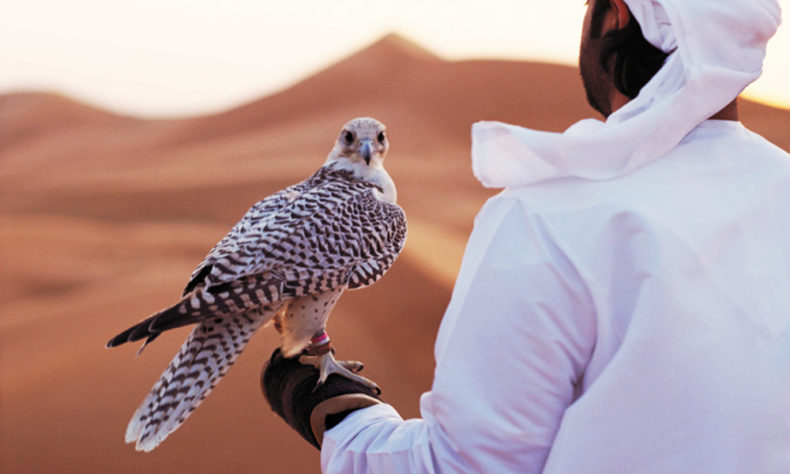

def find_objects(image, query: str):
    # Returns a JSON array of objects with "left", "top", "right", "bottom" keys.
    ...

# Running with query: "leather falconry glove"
[{"left": 261, "top": 348, "right": 382, "bottom": 449}]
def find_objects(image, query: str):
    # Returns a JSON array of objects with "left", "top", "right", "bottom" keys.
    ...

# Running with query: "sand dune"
[{"left": 1, "top": 33, "right": 789, "bottom": 474}]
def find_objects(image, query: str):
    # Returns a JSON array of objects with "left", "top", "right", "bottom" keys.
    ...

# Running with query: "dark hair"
[{"left": 590, "top": 0, "right": 670, "bottom": 99}]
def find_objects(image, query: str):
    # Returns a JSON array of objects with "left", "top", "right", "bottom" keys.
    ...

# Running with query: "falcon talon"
[
  {"left": 338, "top": 360, "right": 365, "bottom": 373},
  {"left": 311, "top": 379, "right": 327, "bottom": 394}
]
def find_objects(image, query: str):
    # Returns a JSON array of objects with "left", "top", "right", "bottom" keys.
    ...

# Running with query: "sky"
[{"left": 1, "top": 0, "right": 788, "bottom": 118}]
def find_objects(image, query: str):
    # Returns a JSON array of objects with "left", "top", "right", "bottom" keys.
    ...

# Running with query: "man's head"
[{"left": 579, "top": 0, "right": 669, "bottom": 117}]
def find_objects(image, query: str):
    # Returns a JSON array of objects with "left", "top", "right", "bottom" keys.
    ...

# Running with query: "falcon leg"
[{"left": 298, "top": 332, "right": 380, "bottom": 393}]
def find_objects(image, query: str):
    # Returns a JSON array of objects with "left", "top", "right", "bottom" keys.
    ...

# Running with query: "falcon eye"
[
  {"left": 377, "top": 131, "right": 386, "bottom": 144},
  {"left": 344, "top": 131, "right": 354, "bottom": 144}
]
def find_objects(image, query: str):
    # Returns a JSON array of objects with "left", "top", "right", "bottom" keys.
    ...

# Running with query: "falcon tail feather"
[
  {"left": 105, "top": 297, "right": 201, "bottom": 349},
  {"left": 107, "top": 276, "right": 283, "bottom": 349},
  {"left": 126, "top": 308, "right": 274, "bottom": 452}
]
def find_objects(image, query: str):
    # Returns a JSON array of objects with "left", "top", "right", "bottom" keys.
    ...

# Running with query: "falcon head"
[{"left": 327, "top": 117, "right": 389, "bottom": 167}]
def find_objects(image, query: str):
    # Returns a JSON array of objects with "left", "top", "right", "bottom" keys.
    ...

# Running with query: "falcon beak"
[{"left": 358, "top": 139, "right": 373, "bottom": 165}]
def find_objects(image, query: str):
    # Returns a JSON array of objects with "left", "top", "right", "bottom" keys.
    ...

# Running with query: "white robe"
[{"left": 321, "top": 120, "right": 790, "bottom": 473}]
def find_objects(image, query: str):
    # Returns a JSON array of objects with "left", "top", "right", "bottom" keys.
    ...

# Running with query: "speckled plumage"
[{"left": 107, "top": 118, "right": 406, "bottom": 452}]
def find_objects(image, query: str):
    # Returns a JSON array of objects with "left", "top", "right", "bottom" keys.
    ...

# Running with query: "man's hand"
[{"left": 261, "top": 348, "right": 383, "bottom": 449}]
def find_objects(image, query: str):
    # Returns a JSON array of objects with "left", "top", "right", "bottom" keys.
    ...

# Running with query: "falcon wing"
[
  {"left": 182, "top": 179, "right": 312, "bottom": 296},
  {"left": 182, "top": 177, "right": 406, "bottom": 298},
  {"left": 340, "top": 188, "right": 407, "bottom": 289}
]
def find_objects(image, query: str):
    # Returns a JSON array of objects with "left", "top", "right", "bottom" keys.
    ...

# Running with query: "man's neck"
[{"left": 709, "top": 99, "right": 739, "bottom": 121}]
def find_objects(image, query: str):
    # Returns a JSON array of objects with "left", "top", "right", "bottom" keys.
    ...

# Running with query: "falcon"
[{"left": 107, "top": 117, "right": 407, "bottom": 452}]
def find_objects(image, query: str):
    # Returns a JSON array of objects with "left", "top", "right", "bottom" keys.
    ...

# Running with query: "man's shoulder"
[
  {"left": 671, "top": 121, "right": 790, "bottom": 176},
  {"left": 681, "top": 120, "right": 788, "bottom": 157}
]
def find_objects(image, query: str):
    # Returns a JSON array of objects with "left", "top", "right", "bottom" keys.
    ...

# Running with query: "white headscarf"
[{"left": 472, "top": 0, "right": 782, "bottom": 187}]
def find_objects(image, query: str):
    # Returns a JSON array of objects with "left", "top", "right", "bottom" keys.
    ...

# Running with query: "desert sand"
[{"left": 1, "top": 34, "right": 788, "bottom": 473}]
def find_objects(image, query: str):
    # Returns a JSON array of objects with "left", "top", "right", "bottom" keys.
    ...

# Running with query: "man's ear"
[{"left": 609, "top": 0, "right": 631, "bottom": 29}]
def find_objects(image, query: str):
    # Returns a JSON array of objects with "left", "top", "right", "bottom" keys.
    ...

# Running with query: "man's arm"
[{"left": 276, "top": 193, "right": 597, "bottom": 472}]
